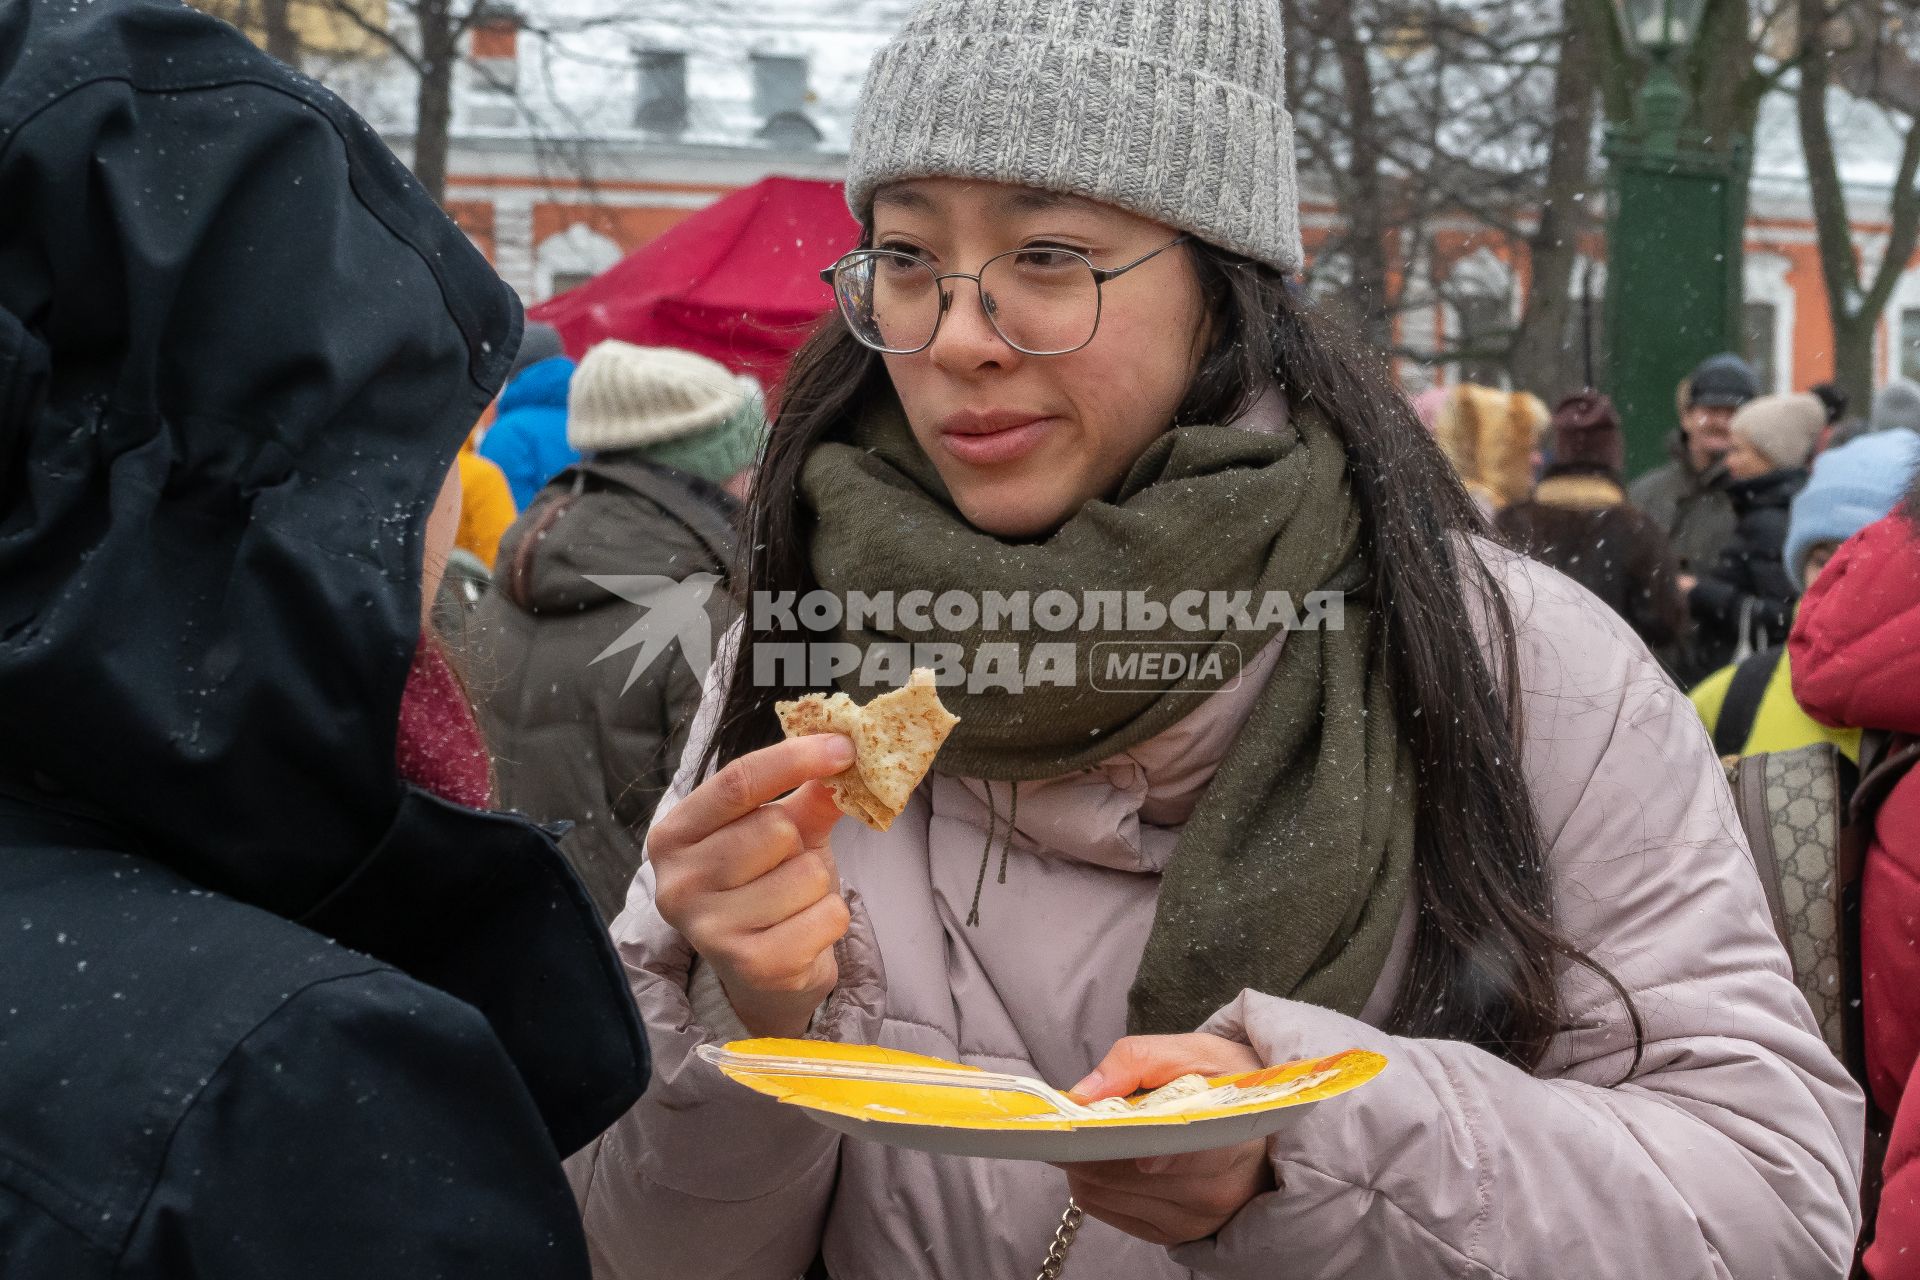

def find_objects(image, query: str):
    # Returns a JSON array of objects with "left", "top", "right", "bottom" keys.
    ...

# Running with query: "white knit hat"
[
  {"left": 846, "top": 0, "right": 1303, "bottom": 275},
  {"left": 1730, "top": 393, "right": 1827, "bottom": 472},
  {"left": 566, "top": 341, "right": 756, "bottom": 453}
]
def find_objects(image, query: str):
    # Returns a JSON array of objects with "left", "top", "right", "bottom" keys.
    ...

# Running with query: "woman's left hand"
[{"left": 1052, "top": 1034, "right": 1276, "bottom": 1247}]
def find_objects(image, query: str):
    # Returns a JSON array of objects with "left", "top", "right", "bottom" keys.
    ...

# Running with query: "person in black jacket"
[
  {"left": 469, "top": 341, "right": 758, "bottom": 922},
  {"left": 1679, "top": 392, "right": 1825, "bottom": 679},
  {"left": 1496, "top": 391, "right": 1687, "bottom": 654},
  {"left": 0, "top": 1, "right": 647, "bottom": 1275}
]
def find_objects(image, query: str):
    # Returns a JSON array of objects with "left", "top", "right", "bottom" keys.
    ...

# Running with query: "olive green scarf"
[{"left": 798, "top": 395, "right": 1416, "bottom": 1034}]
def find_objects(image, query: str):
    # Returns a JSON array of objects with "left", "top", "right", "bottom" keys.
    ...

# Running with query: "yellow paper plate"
[{"left": 699, "top": 1038, "right": 1386, "bottom": 1162}]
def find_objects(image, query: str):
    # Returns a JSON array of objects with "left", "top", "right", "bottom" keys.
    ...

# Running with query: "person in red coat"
[{"left": 1792, "top": 481, "right": 1920, "bottom": 1277}]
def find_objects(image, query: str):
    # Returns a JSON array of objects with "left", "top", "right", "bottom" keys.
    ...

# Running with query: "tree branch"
[
  {"left": 1574, "top": 0, "right": 1637, "bottom": 124},
  {"left": 317, "top": 0, "right": 423, "bottom": 72},
  {"left": 1861, "top": 112, "right": 1920, "bottom": 320},
  {"left": 1798, "top": 0, "right": 1864, "bottom": 319}
]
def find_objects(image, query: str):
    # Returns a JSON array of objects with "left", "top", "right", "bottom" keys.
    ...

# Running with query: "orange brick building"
[{"left": 344, "top": 4, "right": 1920, "bottom": 401}]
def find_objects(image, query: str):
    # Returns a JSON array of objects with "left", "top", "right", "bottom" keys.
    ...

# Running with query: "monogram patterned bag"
[
  {"left": 1725, "top": 744, "right": 1855, "bottom": 1062},
  {"left": 1727, "top": 736, "right": 1919, "bottom": 1277}
]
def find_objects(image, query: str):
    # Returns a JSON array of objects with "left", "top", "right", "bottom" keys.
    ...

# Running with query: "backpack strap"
[
  {"left": 1714, "top": 645, "right": 1783, "bottom": 758},
  {"left": 502, "top": 490, "right": 574, "bottom": 608},
  {"left": 1729, "top": 753, "right": 1793, "bottom": 951},
  {"left": 1849, "top": 731, "right": 1920, "bottom": 843}
]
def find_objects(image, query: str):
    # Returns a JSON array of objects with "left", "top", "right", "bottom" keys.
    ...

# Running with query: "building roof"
[{"left": 316, "top": 0, "right": 905, "bottom": 157}]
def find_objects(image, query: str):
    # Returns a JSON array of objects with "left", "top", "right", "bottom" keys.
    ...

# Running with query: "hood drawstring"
[{"left": 965, "top": 780, "right": 1020, "bottom": 928}]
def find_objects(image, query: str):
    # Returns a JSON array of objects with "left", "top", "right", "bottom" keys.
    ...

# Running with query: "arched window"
[{"left": 535, "top": 223, "right": 623, "bottom": 301}]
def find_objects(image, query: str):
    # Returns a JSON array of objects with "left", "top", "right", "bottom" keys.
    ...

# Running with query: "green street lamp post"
[{"left": 1603, "top": 0, "right": 1751, "bottom": 478}]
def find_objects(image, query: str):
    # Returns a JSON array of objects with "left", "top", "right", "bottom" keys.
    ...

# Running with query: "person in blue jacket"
[{"left": 482, "top": 323, "right": 582, "bottom": 507}]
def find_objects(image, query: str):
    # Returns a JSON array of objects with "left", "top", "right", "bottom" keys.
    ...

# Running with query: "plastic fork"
[{"left": 695, "top": 1044, "right": 1108, "bottom": 1119}]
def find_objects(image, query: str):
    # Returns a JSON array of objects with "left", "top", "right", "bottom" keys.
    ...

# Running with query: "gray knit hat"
[
  {"left": 510, "top": 321, "right": 565, "bottom": 380},
  {"left": 846, "top": 0, "right": 1303, "bottom": 276},
  {"left": 1873, "top": 379, "right": 1920, "bottom": 435}
]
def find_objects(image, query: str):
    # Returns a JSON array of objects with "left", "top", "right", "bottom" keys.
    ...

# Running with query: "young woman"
[{"left": 570, "top": 1, "right": 1861, "bottom": 1276}]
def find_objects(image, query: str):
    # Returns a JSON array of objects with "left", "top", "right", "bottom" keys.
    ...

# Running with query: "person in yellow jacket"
[
  {"left": 456, "top": 434, "right": 517, "bottom": 570},
  {"left": 1689, "top": 633, "right": 1860, "bottom": 761},
  {"left": 1689, "top": 426, "right": 1920, "bottom": 758}
]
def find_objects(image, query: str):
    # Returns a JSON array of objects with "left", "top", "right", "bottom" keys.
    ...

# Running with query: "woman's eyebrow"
[
  {"left": 995, "top": 189, "right": 1102, "bottom": 217},
  {"left": 872, "top": 186, "right": 935, "bottom": 213}
]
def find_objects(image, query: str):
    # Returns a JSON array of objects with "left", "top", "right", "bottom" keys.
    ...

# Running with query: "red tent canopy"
[{"left": 529, "top": 176, "right": 861, "bottom": 392}]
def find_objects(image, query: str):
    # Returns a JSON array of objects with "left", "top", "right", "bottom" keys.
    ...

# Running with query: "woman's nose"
[{"left": 928, "top": 281, "right": 1018, "bottom": 374}]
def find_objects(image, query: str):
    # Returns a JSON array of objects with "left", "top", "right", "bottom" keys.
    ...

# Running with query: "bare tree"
[
  {"left": 193, "top": 0, "right": 310, "bottom": 63},
  {"left": 1797, "top": 0, "right": 1920, "bottom": 401},
  {"left": 310, "top": 0, "right": 488, "bottom": 205},
  {"left": 1510, "top": 0, "right": 1606, "bottom": 399},
  {"left": 193, "top": 0, "right": 630, "bottom": 212},
  {"left": 186, "top": 0, "right": 479, "bottom": 203},
  {"left": 1283, "top": 0, "right": 1396, "bottom": 351},
  {"left": 1284, "top": 0, "right": 1603, "bottom": 393},
  {"left": 1574, "top": 0, "right": 1786, "bottom": 150}
]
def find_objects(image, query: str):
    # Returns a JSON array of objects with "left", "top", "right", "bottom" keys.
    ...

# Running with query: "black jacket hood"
[{"left": 0, "top": 0, "right": 643, "bottom": 1151}]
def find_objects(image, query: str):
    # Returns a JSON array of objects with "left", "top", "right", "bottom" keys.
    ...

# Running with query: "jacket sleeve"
[
  {"left": 1692, "top": 507, "right": 1798, "bottom": 641},
  {"left": 1866, "top": 1057, "right": 1920, "bottom": 1279},
  {"left": 1688, "top": 663, "right": 1733, "bottom": 738},
  {"left": 122, "top": 968, "right": 592, "bottom": 1278},
  {"left": 568, "top": 631, "right": 889, "bottom": 1280},
  {"left": 1174, "top": 563, "right": 1863, "bottom": 1280},
  {"left": 595, "top": 667, "right": 678, "bottom": 847},
  {"left": 1624, "top": 510, "right": 1689, "bottom": 650},
  {"left": 456, "top": 449, "right": 518, "bottom": 570},
  {"left": 602, "top": 597, "right": 724, "bottom": 841},
  {"left": 1627, "top": 468, "right": 1675, "bottom": 532},
  {"left": 479, "top": 422, "right": 544, "bottom": 511}
]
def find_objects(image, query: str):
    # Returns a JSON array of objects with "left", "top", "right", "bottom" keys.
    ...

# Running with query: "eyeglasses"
[{"left": 819, "top": 236, "right": 1191, "bottom": 357}]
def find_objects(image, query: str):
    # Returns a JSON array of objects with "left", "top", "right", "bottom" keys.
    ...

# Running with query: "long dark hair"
[{"left": 704, "top": 242, "right": 1642, "bottom": 1073}]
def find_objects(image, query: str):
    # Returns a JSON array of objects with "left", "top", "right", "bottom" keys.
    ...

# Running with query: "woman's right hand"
[{"left": 648, "top": 734, "right": 858, "bottom": 1039}]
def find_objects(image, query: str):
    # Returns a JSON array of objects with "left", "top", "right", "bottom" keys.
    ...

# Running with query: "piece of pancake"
[{"left": 775, "top": 668, "right": 960, "bottom": 832}]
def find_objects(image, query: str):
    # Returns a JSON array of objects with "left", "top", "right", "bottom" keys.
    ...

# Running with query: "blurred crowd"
[
  {"left": 439, "top": 325, "right": 764, "bottom": 918},
  {"left": 1415, "top": 358, "right": 1920, "bottom": 745}
]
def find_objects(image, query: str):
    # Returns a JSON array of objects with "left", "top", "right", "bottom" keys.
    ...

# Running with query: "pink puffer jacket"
[{"left": 570, "top": 543, "right": 1863, "bottom": 1280}]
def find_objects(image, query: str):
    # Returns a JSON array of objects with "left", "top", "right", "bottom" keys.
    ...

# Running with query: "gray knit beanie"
[
  {"left": 1873, "top": 379, "right": 1920, "bottom": 435},
  {"left": 511, "top": 321, "right": 565, "bottom": 380},
  {"left": 846, "top": 0, "right": 1303, "bottom": 276}
]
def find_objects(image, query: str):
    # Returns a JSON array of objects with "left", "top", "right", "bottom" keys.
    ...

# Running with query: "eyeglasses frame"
[{"left": 818, "top": 235, "right": 1193, "bottom": 357}]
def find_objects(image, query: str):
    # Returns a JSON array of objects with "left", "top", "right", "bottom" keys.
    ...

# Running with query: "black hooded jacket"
[
  {"left": 0, "top": 0, "right": 646, "bottom": 1274},
  {"left": 1686, "top": 466, "right": 1809, "bottom": 674}
]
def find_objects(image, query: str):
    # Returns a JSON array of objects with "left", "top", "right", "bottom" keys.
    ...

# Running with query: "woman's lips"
[{"left": 937, "top": 414, "right": 1057, "bottom": 467}]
